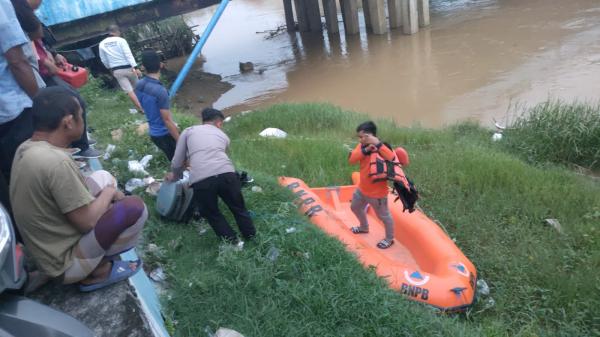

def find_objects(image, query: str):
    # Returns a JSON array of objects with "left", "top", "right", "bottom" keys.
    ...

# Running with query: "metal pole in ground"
[{"left": 168, "top": 0, "right": 230, "bottom": 98}]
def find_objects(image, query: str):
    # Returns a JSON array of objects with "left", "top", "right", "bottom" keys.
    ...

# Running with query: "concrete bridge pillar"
[
  {"left": 388, "top": 0, "right": 402, "bottom": 29},
  {"left": 340, "top": 0, "right": 360, "bottom": 35},
  {"left": 417, "top": 0, "right": 430, "bottom": 27},
  {"left": 323, "top": 0, "right": 339, "bottom": 33},
  {"left": 401, "top": 0, "right": 418, "bottom": 34},
  {"left": 283, "top": 0, "right": 296, "bottom": 31},
  {"left": 362, "top": 0, "right": 371, "bottom": 30},
  {"left": 367, "top": 0, "right": 387, "bottom": 35},
  {"left": 294, "top": 0, "right": 310, "bottom": 32},
  {"left": 306, "top": 0, "right": 322, "bottom": 32}
]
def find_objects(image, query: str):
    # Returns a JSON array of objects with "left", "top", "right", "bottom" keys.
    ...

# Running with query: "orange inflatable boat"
[{"left": 279, "top": 174, "right": 477, "bottom": 311}]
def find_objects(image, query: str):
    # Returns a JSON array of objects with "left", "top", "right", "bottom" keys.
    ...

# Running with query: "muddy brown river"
[{"left": 174, "top": 0, "right": 600, "bottom": 128}]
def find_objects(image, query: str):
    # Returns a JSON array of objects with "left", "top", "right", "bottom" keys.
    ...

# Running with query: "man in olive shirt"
[{"left": 10, "top": 87, "right": 147, "bottom": 291}]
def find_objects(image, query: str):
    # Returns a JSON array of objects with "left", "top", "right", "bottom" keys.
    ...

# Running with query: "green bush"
[{"left": 503, "top": 101, "right": 600, "bottom": 170}]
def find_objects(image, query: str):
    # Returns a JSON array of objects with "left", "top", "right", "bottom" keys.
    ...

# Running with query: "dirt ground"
[{"left": 162, "top": 59, "right": 233, "bottom": 118}]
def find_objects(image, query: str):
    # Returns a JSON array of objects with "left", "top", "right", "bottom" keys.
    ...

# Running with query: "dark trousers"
[
  {"left": 192, "top": 172, "right": 256, "bottom": 242},
  {"left": 0, "top": 108, "right": 34, "bottom": 180},
  {"left": 44, "top": 76, "right": 89, "bottom": 151},
  {"left": 151, "top": 134, "right": 177, "bottom": 161}
]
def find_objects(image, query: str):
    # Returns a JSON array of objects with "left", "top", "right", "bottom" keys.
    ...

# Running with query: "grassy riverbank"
[{"left": 82, "top": 82, "right": 599, "bottom": 337}]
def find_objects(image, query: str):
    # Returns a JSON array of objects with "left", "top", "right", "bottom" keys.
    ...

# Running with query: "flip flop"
[
  {"left": 79, "top": 259, "right": 142, "bottom": 292},
  {"left": 350, "top": 226, "right": 369, "bottom": 234}
]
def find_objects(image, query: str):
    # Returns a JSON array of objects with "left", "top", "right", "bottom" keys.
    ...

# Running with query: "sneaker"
[{"left": 73, "top": 147, "right": 102, "bottom": 159}]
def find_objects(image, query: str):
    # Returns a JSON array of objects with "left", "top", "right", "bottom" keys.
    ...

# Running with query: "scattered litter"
[
  {"left": 149, "top": 267, "right": 166, "bottom": 282},
  {"left": 145, "top": 181, "right": 161, "bottom": 196},
  {"left": 491, "top": 118, "right": 505, "bottom": 142},
  {"left": 544, "top": 218, "right": 563, "bottom": 234},
  {"left": 128, "top": 161, "right": 148, "bottom": 175},
  {"left": 266, "top": 246, "right": 280, "bottom": 262},
  {"left": 251, "top": 186, "right": 263, "bottom": 193},
  {"left": 140, "top": 155, "right": 153, "bottom": 167},
  {"left": 111, "top": 129, "right": 123, "bottom": 141},
  {"left": 224, "top": 116, "right": 232, "bottom": 122},
  {"left": 240, "top": 110, "right": 251, "bottom": 115},
  {"left": 129, "top": 108, "right": 138, "bottom": 114},
  {"left": 476, "top": 279, "right": 490, "bottom": 297},
  {"left": 197, "top": 225, "right": 208, "bottom": 236},
  {"left": 136, "top": 122, "right": 149, "bottom": 136},
  {"left": 483, "top": 297, "right": 495, "bottom": 309},
  {"left": 234, "top": 241, "right": 244, "bottom": 252},
  {"left": 125, "top": 178, "right": 146, "bottom": 192},
  {"left": 103, "top": 144, "right": 116, "bottom": 160},
  {"left": 304, "top": 252, "right": 310, "bottom": 259},
  {"left": 259, "top": 128, "right": 287, "bottom": 138},
  {"left": 147, "top": 243, "right": 160, "bottom": 253},
  {"left": 128, "top": 155, "right": 153, "bottom": 175},
  {"left": 285, "top": 227, "right": 297, "bottom": 234},
  {"left": 215, "top": 328, "right": 245, "bottom": 337}
]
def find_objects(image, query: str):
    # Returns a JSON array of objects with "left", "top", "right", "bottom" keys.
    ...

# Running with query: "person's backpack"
[
  {"left": 367, "top": 144, "right": 419, "bottom": 213},
  {"left": 156, "top": 181, "right": 196, "bottom": 223}
]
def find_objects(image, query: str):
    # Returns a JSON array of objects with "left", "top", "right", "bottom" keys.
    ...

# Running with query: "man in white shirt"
[{"left": 98, "top": 25, "right": 143, "bottom": 112}]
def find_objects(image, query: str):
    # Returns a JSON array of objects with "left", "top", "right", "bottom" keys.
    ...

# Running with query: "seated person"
[
  {"left": 10, "top": 87, "right": 146, "bottom": 292},
  {"left": 135, "top": 49, "right": 179, "bottom": 161}
]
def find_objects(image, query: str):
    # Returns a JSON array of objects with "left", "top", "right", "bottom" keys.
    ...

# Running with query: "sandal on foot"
[
  {"left": 377, "top": 239, "right": 394, "bottom": 249},
  {"left": 79, "top": 259, "right": 142, "bottom": 292},
  {"left": 351, "top": 226, "right": 369, "bottom": 234}
]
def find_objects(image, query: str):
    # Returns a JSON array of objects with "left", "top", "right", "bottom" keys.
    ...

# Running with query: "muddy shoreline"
[{"left": 162, "top": 58, "right": 234, "bottom": 117}]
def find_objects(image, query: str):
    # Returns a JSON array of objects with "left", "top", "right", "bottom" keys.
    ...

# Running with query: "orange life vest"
[{"left": 368, "top": 146, "right": 419, "bottom": 213}]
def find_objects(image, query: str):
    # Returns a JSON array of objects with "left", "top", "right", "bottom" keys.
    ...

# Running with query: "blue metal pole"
[{"left": 169, "top": 0, "right": 230, "bottom": 98}]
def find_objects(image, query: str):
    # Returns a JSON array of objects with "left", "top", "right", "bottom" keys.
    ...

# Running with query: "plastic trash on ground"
[
  {"left": 145, "top": 181, "right": 161, "bottom": 196},
  {"left": 251, "top": 186, "right": 263, "bottom": 193},
  {"left": 285, "top": 227, "right": 297, "bottom": 234},
  {"left": 492, "top": 132, "right": 503, "bottom": 141},
  {"left": 129, "top": 108, "right": 138, "bottom": 114},
  {"left": 149, "top": 267, "right": 166, "bottom": 282},
  {"left": 125, "top": 178, "right": 146, "bottom": 192},
  {"left": 136, "top": 122, "right": 149, "bottom": 136},
  {"left": 111, "top": 129, "right": 123, "bottom": 141},
  {"left": 476, "top": 279, "right": 490, "bottom": 297},
  {"left": 139, "top": 155, "right": 153, "bottom": 168},
  {"left": 215, "top": 328, "right": 245, "bottom": 337},
  {"left": 128, "top": 161, "right": 148, "bottom": 175},
  {"left": 259, "top": 128, "right": 287, "bottom": 138},
  {"left": 544, "top": 218, "right": 563, "bottom": 234},
  {"left": 102, "top": 144, "right": 116, "bottom": 160},
  {"left": 266, "top": 247, "right": 280, "bottom": 262},
  {"left": 224, "top": 116, "right": 232, "bottom": 122}
]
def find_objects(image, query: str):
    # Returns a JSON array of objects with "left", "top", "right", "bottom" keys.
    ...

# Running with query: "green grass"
[
  {"left": 503, "top": 100, "right": 600, "bottom": 170},
  {"left": 83, "top": 81, "right": 600, "bottom": 337}
]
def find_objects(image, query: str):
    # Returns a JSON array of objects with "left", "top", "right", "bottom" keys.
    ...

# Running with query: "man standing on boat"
[
  {"left": 99, "top": 24, "right": 143, "bottom": 113},
  {"left": 348, "top": 121, "right": 396, "bottom": 249}
]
